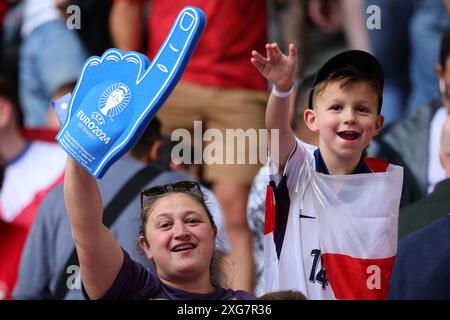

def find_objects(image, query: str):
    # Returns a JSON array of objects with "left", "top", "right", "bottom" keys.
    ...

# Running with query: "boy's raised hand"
[{"left": 251, "top": 43, "right": 297, "bottom": 92}]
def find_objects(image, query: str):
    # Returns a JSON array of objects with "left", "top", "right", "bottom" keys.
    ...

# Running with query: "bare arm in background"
[
  {"left": 308, "top": 0, "right": 370, "bottom": 52},
  {"left": 109, "top": 0, "right": 145, "bottom": 51},
  {"left": 274, "top": 0, "right": 306, "bottom": 76},
  {"left": 444, "top": 0, "right": 450, "bottom": 13}
]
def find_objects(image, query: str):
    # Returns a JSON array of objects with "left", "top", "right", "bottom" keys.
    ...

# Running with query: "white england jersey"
[{"left": 264, "top": 139, "right": 403, "bottom": 300}]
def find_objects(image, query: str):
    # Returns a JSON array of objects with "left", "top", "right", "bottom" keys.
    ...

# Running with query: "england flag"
[{"left": 263, "top": 141, "right": 403, "bottom": 300}]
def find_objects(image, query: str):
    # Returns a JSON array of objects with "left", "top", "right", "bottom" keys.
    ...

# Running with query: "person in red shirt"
[{"left": 0, "top": 76, "right": 66, "bottom": 299}]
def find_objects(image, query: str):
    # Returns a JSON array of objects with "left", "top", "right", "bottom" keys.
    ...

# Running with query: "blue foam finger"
[{"left": 55, "top": 6, "right": 205, "bottom": 178}]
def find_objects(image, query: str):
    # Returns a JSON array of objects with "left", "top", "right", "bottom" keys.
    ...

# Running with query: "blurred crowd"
[{"left": 1, "top": 0, "right": 449, "bottom": 300}]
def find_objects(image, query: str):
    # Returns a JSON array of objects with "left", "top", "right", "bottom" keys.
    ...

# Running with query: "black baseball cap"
[{"left": 307, "top": 50, "right": 384, "bottom": 111}]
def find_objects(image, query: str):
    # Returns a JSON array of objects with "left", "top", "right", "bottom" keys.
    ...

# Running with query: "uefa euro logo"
[
  {"left": 98, "top": 83, "right": 131, "bottom": 117},
  {"left": 91, "top": 111, "right": 105, "bottom": 126}
]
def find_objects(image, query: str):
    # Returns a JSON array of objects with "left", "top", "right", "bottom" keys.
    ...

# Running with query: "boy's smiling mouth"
[{"left": 337, "top": 131, "right": 361, "bottom": 141}]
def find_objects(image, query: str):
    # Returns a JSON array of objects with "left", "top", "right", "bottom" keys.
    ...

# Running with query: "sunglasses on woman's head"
[{"left": 140, "top": 181, "right": 202, "bottom": 210}]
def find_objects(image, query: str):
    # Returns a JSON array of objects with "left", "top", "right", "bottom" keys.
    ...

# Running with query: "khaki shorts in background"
[{"left": 158, "top": 82, "right": 268, "bottom": 185}]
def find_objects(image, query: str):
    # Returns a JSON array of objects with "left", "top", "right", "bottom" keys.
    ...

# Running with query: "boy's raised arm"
[
  {"left": 64, "top": 157, "right": 124, "bottom": 299},
  {"left": 251, "top": 43, "right": 297, "bottom": 169}
]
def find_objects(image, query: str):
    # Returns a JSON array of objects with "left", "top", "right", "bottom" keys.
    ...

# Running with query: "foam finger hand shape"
[{"left": 56, "top": 7, "right": 205, "bottom": 178}]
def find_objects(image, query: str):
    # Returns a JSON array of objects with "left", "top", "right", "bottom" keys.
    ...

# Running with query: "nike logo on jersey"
[
  {"left": 299, "top": 209, "right": 316, "bottom": 219},
  {"left": 300, "top": 214, "right": 316, "bottom": 219}
]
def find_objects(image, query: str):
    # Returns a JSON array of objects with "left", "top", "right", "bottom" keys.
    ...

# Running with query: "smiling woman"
[
  {"left": 64, "top": 157, "right": 254, "bottom": 300},
  {"left": 138, "top": 182, "right": 219, "bottom": 290}
]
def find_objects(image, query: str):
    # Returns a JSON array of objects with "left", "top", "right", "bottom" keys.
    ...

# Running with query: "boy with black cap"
[{"left": 251, "top": 44, "right": 403, "bottom": 299}]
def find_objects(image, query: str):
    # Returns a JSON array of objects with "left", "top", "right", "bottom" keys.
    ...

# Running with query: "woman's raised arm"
[{"left": 64, "top": 157, "right": 124, "bottom": 299}]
